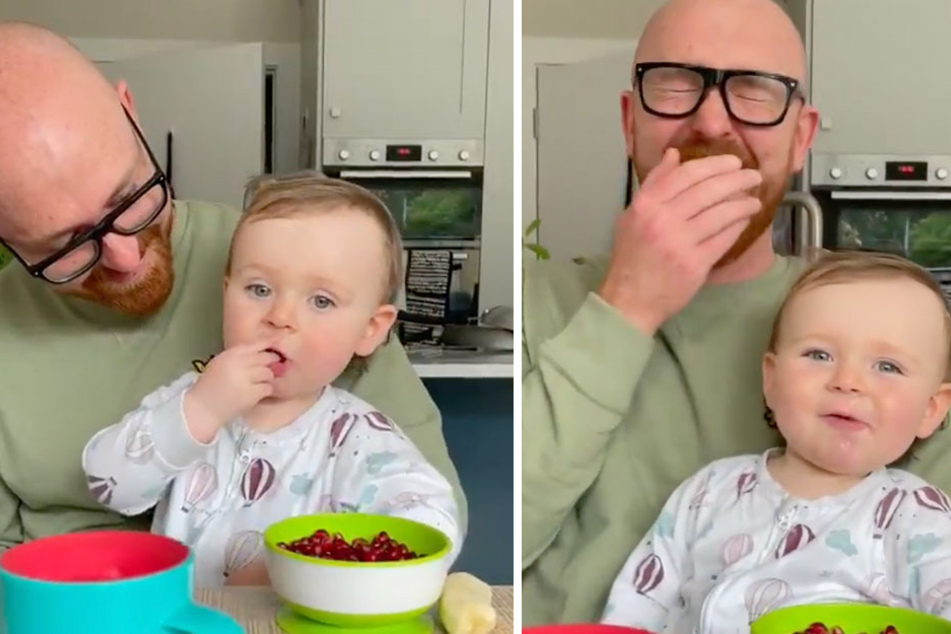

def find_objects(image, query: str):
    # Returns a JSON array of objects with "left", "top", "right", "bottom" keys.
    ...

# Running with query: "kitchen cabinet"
[{"left": 317, "top": 0, "right": 490, "bottom": 141}]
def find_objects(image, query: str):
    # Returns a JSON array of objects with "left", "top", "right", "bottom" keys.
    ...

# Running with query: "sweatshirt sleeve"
[
  {"left": 522, "top": 291, "right": 655, "bottom": 567},
  {"left": 80, "top": 372, "right": 213, "bottom": 516},
  {"left": 599, "top": 469, "right": 705, "bottom": 631},
  {"left": 328, "top": 408, "right": 462, "bottom": 566}
]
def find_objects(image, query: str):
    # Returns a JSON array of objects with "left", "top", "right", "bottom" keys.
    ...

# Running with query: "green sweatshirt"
[{"left": 0, "top": 200, "right": 466, "bottom": 546}]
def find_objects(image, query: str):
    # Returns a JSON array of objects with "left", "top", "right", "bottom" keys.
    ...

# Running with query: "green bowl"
[
  {"left": 751, "top": 603, "right": 951, "bottom": 634},
  {"left": 263, "top": 514, "right": 451, "bottom": 628}
]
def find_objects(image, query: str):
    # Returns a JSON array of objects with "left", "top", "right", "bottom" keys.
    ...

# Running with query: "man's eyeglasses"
[
  {"left": 633, "top": 62, "right": 804, "bottom": 127},
  {"left": 0, "top": 106, "right": 169, "bottom": 284}
]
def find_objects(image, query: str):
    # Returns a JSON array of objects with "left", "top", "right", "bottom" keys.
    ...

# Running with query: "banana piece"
[{"left": 438, "top": 572, "right": 497, "bottom": 634}]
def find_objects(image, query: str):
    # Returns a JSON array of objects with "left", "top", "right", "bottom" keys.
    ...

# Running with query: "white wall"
[
  {"left": 0, "top": 0, "right": 300, "bottom": 42},
  {"left": 74, "top": 38, "right": 301, "bottom": 178},
  {"left": 522, "top": 37, "right": 634, "bottom": 234}
]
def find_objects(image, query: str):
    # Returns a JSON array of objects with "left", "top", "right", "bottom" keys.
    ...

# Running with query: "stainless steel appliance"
[
  {"left": 808, "top": 155, "right": 951, "bottom": 301},
  {"left": 780, "top": 1, "right": 951, "bottom": 297},
  {"left": 321, "top": 139, "right": 485, "bottom": 341}
]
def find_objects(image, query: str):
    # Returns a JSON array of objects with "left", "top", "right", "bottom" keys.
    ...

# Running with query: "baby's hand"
[{"left": 183, "top": 340, "right": 280, "bottom": 442}]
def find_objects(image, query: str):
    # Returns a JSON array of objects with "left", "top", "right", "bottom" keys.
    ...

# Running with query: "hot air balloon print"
[
  {"left": 774, "top": 524, "right": 816, "bottom": 559},
  {"left": 124, "top": 422, "right": 155, "bottom": 464},
  {"left": 924, "top": 578, "right": 951, "bottom": 614},
  {"left": 913, "top": 486, "right": 951, "bottom": 516},
  {"left": 745, "top": 578, "right": 791, "bottom": 622},
  {"left": 181, "top": 462, "right": 217, "bottom": 513},
  {"left": 874, "top": 487, "right": 907, "bottom": 539},
  {"left": 223, "top": 531, "right": 263, "bottom": 578},
  {"left": 721, "top": 534, "right": 754, "bottom": 566},
  {"left": 736, "top": 472, "right": 757, "bottom": 502},
  {"left": 87, "top": 475, "right": 117, "bottom": 506},
  {"left": 240, "top": 458, "right": 276, "bottom": 507},
  {"left": 632, "top": 554, "right": 665, "bottom": 596},
  {"left": 365, "top": 411, "right": 395, "bottom": 432},
  {"left": 329, "top": 413, "right": 356, "bottom": 456}
]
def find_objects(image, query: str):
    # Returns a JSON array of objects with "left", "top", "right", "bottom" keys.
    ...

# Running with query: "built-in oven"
[
  {"left": 809, "top": 153, "right": 951, "bottom": 301},
  {"left": 321, "top": 139, "right": 485, "bottom": 343}
]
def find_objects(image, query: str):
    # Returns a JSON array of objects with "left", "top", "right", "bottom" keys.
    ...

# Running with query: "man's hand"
[
  {"left": 597, "top": 148, "right": 763, "bottom": 334},
  {"left": 183, "top": 340, "right": 279, "bottom": 443}
]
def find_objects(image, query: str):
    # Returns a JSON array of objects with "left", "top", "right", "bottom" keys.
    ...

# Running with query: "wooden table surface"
[{"left": 197, "top": 585, "right": 514, "bottom": 634}]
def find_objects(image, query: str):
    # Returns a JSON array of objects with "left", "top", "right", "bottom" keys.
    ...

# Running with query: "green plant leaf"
[
  {"left": 524, "top": 218, "right": 541, "bottom": 238},
  {"left": 524, "top": 243, "right": 550, "bottom": 260}
]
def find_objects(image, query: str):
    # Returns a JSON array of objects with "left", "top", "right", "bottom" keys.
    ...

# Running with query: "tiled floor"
[{"left": 424, "top": 378, "right": 514, "bottom": 585}]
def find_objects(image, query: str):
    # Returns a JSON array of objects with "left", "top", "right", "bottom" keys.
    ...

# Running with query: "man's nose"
[
  {"left": 98, "top": 233, "right": 143, "bottom": 273},
  {"left": 690, "top": 89, "right": 734, "bottom": 138}
]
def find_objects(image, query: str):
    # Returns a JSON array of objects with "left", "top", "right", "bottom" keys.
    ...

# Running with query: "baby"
[
  {"left": 601, "top": 251, "right": 951, "bottom": 633},
  {"left": 82, "top": 173, "right": 461, "bottom": 587}
]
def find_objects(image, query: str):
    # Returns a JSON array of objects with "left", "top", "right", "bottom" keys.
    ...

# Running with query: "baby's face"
[
  {"left": 222, "top": 209, "right": 396, "bottom": 400},
  {"left": 763, "top": 277, "right": 951, "bottom": 476}
]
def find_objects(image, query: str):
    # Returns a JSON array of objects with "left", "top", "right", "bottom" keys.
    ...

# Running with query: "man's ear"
[
  {"left": 790, "top": 103, "right": 819, "bottom": 172},
  {"left": 353, "top": 304, "right": 398, "bottom": 357},
  {"left": 116, "top": 80, "right": 138, "bottom": 120}
]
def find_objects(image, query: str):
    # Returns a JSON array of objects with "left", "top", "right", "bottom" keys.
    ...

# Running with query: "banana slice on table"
[{"left": 438, "top": 572, "right": 498, "bottom": 634}]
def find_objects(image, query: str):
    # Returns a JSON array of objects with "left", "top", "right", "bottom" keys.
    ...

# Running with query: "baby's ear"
[
  {"left": 762, "top": 352, "right": 777, "bottom": 409},
  {"left": 918, "top": 383, "right": 951, "bottom": 439},
  {"left": 353, "top": 304, "right": 398, "bottom": 358}
]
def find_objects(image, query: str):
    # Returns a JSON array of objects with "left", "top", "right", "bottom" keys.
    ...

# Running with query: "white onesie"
[
  {"left": 601, "top": 450, "right": 951, "bottom": 634},
  {"left": 82, "top": 371, "right": 461, "bottom": 587}
]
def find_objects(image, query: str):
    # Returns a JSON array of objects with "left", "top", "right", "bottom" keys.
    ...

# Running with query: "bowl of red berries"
[
  {"left": 751, "top": 603, "right": 951, "bottom": 634},
  {"left": 263, "top": 513, "right": 451, "bottom": 628}
]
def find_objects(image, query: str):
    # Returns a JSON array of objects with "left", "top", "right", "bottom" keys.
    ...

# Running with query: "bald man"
[
  {"left": 0, "top": 23, "right": 466, "bottom": 550},
  {"left": 521, "top": 0, "right": 821, "bottom": 623}
]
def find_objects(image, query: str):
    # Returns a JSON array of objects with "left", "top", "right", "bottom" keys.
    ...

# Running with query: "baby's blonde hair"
[
  {"left": 768, "top": 250, "right": 951, "bottom": 379},
  {"left": 226, "top": 171, "right": 403, "bottom": 305}
]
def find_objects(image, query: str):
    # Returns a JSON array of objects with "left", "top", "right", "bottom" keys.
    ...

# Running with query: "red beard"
[{"left": 68, "top": 222, "right": 174, "bottom": 317}]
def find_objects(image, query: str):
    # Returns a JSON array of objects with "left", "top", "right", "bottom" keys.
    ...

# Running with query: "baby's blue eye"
[{"left": 245, "top": 284, "right": 270, "bottom": 298}]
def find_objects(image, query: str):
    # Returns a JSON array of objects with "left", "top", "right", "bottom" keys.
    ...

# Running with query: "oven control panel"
[
  {"left": 811, "top": 154, "right": 951, "bottom": 188},
  {"left": 322, "top": 139, "right": 484, "bottom": 168}
]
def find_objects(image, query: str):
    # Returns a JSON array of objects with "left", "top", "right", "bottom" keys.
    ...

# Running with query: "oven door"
[
  {"left": 816, "top": 189, "right": 951, "bottom": 299},
  {"left": 330, "top": 168, "right": 482, "bottom": 243}
]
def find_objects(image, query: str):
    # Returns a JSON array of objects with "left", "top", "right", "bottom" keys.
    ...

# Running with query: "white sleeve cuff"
[{"left": 149, "top": 390, "right": 214, "bottom": 469}]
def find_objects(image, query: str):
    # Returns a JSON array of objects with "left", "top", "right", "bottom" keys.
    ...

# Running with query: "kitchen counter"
[
  {"left": 197, "top": 585, "right": 514, "bottom": 633},
  {"left": 409, "top": 348, "right": 513, "bottom": 379}
]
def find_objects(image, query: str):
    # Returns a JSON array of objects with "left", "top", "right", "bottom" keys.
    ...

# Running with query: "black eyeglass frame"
[
  {"left": 633, "top": 62, "right": 804, "bottom": 128},
  {"left": 0, "top": 105, "right": 169, "bottom": 284}
]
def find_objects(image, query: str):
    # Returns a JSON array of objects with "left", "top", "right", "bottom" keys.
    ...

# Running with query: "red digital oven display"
[
  {"left": 885, "top": 161, "right": 928, "bottom": 181},
  {"left": 386, "top": 145, "right": 422, "bottom": 162}
]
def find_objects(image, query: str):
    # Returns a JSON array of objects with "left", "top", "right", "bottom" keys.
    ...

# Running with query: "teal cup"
[{"left": 0, "top": 530, "right": 243, "bottom": 634}]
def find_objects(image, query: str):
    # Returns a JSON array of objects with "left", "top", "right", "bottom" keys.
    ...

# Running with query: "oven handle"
[
  {"left": 338, "top": 170, "right": 473, "bottom": 180},
  {"left": 783, "top": 191, "right": 823, "bottom": 251},
  {"left": 830, "top": 191, "right": 951, "bottom": 201}
]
